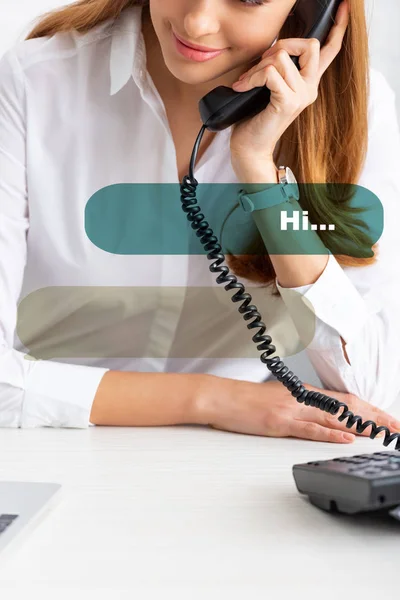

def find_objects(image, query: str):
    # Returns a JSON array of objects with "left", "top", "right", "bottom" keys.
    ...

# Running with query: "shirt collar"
[{"left": 109, "top": 5, "right": 145, "bottom": 96}]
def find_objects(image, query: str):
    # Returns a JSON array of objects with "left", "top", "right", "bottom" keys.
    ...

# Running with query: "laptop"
[{"left": 0, "top": 481, "right": 62, "bottom": 560}]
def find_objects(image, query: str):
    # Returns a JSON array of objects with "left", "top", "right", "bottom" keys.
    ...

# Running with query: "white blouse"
[{"left": 1, "top": 4, "right": 400, "bottom": 428}]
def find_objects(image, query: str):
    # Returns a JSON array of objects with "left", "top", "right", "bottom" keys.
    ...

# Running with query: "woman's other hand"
[{"left": 193, "top": 376, "right": 400, "bottom": 443}]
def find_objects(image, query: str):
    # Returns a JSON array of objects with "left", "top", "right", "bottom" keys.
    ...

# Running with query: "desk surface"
[{"left": 0, "top": 425, "right": 398, "bottom": 599}]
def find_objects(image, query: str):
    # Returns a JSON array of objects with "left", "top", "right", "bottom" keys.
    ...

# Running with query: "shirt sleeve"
[
  {"left": 275, "top": 68, "right": 400, "bottom": 411},
  {"left": 0, "top": 48, "right": 109, "bottom": 428}
]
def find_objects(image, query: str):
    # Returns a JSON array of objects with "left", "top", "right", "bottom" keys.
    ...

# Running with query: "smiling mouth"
[{"left": 173, "top": 31, "right": 226, "bottom": 53}]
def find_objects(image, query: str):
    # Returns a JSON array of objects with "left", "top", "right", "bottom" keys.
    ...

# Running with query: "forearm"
[
  {"left": 235, "top": 160, "right": 349, "bottom": 362},
  {"left": 251, "top": 197, "right": 349, "bottom": 361},
  {"left": 252, "top": 198, "right": 329, "bottom": 286},
  {"left": 89, "top": 370, "right": 215, "bottom": 426},
  {"left": 236, "top": 161, "right": 329, "bottom": 287}
]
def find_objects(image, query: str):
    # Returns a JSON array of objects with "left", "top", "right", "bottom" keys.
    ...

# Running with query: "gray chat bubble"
[{"left": 18, "top": 285, "right": 317, "bottom": 361}]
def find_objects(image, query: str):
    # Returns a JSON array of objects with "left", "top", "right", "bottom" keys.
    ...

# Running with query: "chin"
[
  {"left": 165, "top": 57, "right": 229, "bottom": 87},
  {"left": 171, "top": 72, "right": 216, "bottom": 86}
]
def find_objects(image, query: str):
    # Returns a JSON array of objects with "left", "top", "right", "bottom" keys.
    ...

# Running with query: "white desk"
[{"left": 0, "top": 425, "right": 398, "bottom": 599}]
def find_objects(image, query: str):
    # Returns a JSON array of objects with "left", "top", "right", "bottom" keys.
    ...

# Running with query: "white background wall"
[{"left": 0, "top": 0, "right": 399, "bottom": 117}]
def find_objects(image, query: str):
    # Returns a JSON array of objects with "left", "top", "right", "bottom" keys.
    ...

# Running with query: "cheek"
[
  {"left": 232, "top": 26, "right": 277, "bottom": 57},
  {"left": 151, "top": 0, "right": 181, "bottom": 22},
  {"left": 148, "top": 0, "right": 166, "bottom": 29}
]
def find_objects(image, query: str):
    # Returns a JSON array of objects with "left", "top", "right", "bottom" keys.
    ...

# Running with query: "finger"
[
  {"left": 295, "top": 401, "right": 371, "bottom": 437},
  {"left": 298, "top": 39, "right": 321, "bottom": 83},
  {"left": 316, "top": 408, "right": 375, "bottom": 438},
  {"left": 289, "top": 420, "right": 356, "bottom": 444},
  {"left": 318, "top": 0, "right": 350, "bottom": 78},
  {"left": 233, "top": 64, "right": 293, "bottom": 99},
  {"left": 249, "top": 49, "right": 304, "bottom": 93},
  {"left": 295, "top": 390, "right": 371, "bottom": 437},
  {"left": 245, "top": 1, "right": 349, "bottom": 82},
  {"left": 241, "top": 38, "right": 318, "bottom": 82},
  {"left": 301, "top": 385, "right": 400, "bottom": 436},
  {"left": 346, "top": 395, "right": 400, "bottom": 434}
]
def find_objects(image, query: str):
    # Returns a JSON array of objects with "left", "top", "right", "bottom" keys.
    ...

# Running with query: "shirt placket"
[{"left": 133, "top": 66, "right": 190, "bottom": 369}]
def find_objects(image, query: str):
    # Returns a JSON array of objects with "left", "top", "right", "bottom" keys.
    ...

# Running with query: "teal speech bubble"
[{"left": 85, "top": 183, "right": 383, "bottom": 257}]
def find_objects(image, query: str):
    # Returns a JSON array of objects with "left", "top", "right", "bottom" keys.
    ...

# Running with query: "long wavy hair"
[{"left": 26, "top": 0, "right": 376, "bottom": 293}]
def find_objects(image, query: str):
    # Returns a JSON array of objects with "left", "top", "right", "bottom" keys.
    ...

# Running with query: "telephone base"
[
  {"left": 307, "top": 494, "right": 362, "bottom": 514},
  {"left": 293, "top": 450, "right": 400, "bottom": 520},
  {"left": 307, "top": 494, "right": 400, "bottom": 522}
]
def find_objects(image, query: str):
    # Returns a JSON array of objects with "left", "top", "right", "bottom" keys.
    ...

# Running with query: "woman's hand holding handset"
[
  {"left": 193, "top": 376, "right": 400, "bottom": 443},
  {"left": 229, "top": 0, "right": 350, "bottom": 177}
]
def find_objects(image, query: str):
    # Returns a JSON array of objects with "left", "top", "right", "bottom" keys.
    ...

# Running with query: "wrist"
[
  {"left": 191, "top": 374, "right": 232, "bottom": 426},
  {"left": 232, "top": 158, "right": 279, "bottom": 186}
]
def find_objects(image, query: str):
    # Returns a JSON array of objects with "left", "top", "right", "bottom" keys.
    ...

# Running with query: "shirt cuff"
[
  {"left": 275, "top": 252, "right": 370, "bottom": 351},
  {"left": 22, "top": 359, "right": 109, "bottom": 428}
]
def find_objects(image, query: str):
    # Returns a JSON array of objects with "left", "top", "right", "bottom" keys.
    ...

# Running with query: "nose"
[{"left": 182, "top": 1, "right": 221, "bottom": 40}]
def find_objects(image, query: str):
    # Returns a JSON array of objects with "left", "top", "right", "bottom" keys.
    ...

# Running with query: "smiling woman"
[
  {"left": 1, "top": 0, "right": 400, "bottom": 437},
  {"left": 26, "top": 0, "right": 376, "bottom": 289}
]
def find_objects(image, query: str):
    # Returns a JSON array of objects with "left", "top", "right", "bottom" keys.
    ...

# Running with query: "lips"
[
  {"left": 173, "top": 31, "right": 225, "bottom": 53},
  {"left": 172, "top": 31, "right": 226, "bottom": 62}
]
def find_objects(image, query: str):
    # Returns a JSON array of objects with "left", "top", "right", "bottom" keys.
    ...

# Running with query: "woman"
[{"left": 0, "top": 0, "right": 400, "bottom": 442}]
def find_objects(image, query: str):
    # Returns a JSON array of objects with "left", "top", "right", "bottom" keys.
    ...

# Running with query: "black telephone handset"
[{"left": 199, "top": 0, "right": 343, "bottom": 132}]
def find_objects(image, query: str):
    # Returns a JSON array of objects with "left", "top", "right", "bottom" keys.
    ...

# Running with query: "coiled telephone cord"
[{"left": 179, "top": 125, "right": 400, "bottom": 450}]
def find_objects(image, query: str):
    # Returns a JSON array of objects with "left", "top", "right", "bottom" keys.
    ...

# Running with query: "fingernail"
[
  {"left": 238, "top": 73, "right": 246, "bottom": 80},
  {"left": 343, "top": 433, "right": 355, "bottom": 442},
  {"left": 232, "top": 80, "right": 244, "bottom": 89}
]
